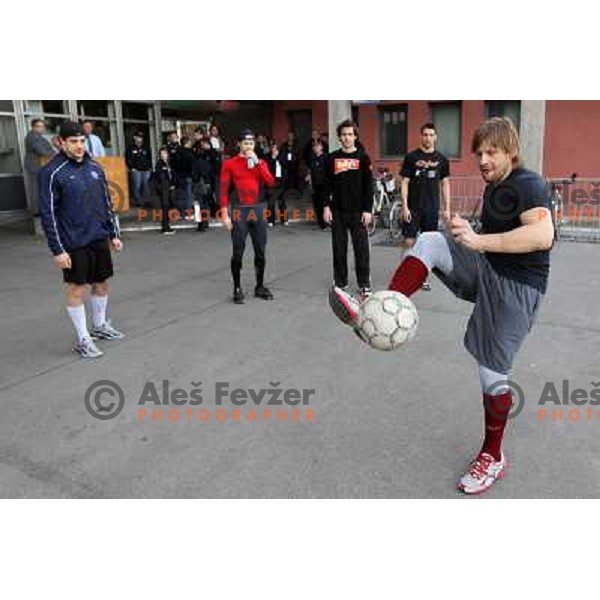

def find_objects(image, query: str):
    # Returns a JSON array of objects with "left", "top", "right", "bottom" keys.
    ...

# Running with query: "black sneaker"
[
  {"left": 162, "top": 227, "right": 175, "bottom": 235},
  {"left": 255, "top": 285, "right": 274, "bottom": 300},
  {"left": 233, "top": 287, "right": 245, "bottom": 304}
]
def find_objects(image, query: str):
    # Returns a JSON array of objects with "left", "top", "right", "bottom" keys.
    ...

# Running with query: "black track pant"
[
  {"left": 312, "top": 184, "right": 327, "bottom": 228},
  {"left": 231, "top": 203, "right": 267, "bottom": 289},
  {"left": 331, "top": 209, "right": 371, "bottom": 289}
]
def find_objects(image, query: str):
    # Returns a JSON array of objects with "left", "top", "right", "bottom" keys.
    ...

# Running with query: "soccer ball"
[{"left": 356, "top": 290, "right": 419, "bottom": 351}]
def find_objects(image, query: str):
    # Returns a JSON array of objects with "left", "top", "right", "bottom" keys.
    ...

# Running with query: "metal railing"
[{"left": 548, "top": 178, "right": 600, "bottom": 242}]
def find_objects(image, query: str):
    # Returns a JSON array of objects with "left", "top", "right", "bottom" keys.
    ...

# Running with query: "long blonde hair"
[{"left": 471, "top": 117, "right": 523, "bottom": 168}]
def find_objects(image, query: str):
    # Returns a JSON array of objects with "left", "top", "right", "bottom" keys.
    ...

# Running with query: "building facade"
[{"left": 1, "top": 100, "right": 597, "bottom": 227}]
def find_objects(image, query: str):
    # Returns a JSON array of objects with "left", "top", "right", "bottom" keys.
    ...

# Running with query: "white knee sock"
[
  {"left": 66, "top": 305, "right": 90, "bottom": 342},
  {"left": 479, "top": 365, "right": 509, "bottom": 395},
  {"left": 408, "top": 232, "right": 453, "bottom": 275},
  {"left": 91, "top": 295, "right": 108, "bottom": 328}
]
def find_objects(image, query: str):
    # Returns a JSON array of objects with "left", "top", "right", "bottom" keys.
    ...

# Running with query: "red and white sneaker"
[
  {"left": 328, "top": 285, "right": 360, "bottom": 327},
  {"left": 457, "top": 451, "right": 506, "bottom": 495}
]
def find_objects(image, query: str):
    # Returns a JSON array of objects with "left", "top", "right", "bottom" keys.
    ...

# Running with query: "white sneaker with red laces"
[
  {"left": 328, "top": 286, "right": 361, "bottom": 327},
  {"left": 457, "top": 451, "right": 506, "bottom": 495}
]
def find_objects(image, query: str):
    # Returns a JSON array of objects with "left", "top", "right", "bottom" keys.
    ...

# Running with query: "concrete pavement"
[{"left": 1, "top": 222, "right": 599, "bottom": 498}]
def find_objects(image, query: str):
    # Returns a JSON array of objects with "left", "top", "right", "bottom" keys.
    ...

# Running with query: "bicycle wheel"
[
  {"left": 388, "top": 199, "right": 402, "bottom": 240},
  {"left": 367, "top": 214, "right": 378, "bottom": 236}
]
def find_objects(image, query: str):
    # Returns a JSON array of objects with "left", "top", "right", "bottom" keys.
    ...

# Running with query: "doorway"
[{"left": 287, "top": 109, "right": 312, "bottom": 151}]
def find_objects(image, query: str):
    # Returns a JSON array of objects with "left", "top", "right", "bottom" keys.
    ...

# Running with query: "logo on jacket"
[
  {"left": 91, "top": 171, "right": 99, "bottom": 180},
  {"left": 334, "top": 158, "right": 360, "bottom": 175}
]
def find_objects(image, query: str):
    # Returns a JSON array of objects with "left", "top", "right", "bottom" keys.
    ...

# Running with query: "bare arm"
[
  {"left": 441, "top": 177, "right": 451, "bottom": 218},
  {"left": 451, "top": 207, "right": 554, "bottom": 253},
  {"left": 479, "top": 207, "right": 554, "bottom": 253}
]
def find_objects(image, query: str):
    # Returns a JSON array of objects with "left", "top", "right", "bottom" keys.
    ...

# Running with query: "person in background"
[
  {"left": 192, "top": 137, "right": 215, "bottom": 232},
  {"left": 125, "top": 131, "right": 153, "bottom": 208},
  {"left": 256, "top": 133, "right": 270, "bottom": 159},
  {"left": 264, "top": 142, "right": 285, "bottom": 227},
  {"left": 303, "top": 129, "right": 322, "bottom": 165},
  {"left": 82, "top": 120, "right": 106, "bottom": 157},
  {"left": 279, "top": 131, "right": 298, "bottom": 225},
  {"left": 308, "top": 140, "right": 329, "bottom": 230},
  {"left": 166, "top": 131, "right": 180, "bottom": 174},
  {"left": 153, "top": 146, "right": 176, "bottom": 235},
  {"left": 193, "top": 126, "right": 205, "bottom": 149},
  {"left": 175, "top": 136, "right": 195, "bottom": 220},
  {"left": 24, "top": 118, "right": 56, "bottom": 215}
]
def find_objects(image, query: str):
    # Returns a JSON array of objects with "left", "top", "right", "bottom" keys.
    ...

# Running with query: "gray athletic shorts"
[{"left": 432, "top": 233, "right": 544, "bottom": 373}]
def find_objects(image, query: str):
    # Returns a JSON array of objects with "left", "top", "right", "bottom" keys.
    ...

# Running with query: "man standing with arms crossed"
[
  {"left": 39, "top": 121, "right": 124, "bottom": 359},
  {"left": 325, "top": 119, "right": 373, "bottom": 301},
  {"left": 400, "top": 122, "right": 451, "bottom": 290},
  {"left": 220, "top": 129, "right": 277, "bottom": 304}
]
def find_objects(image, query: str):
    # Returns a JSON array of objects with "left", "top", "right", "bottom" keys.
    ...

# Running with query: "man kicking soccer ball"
[
  {"left": 330, "top": 117, "right": 554, "bottom": 494},
  {"left": 39, "top": 120, "right": 124, "bottom": 359}
]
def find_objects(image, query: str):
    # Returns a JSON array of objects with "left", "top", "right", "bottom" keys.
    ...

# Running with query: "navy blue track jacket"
[{"left": 38, "top": 152, "right": 118, "bottom": 256}]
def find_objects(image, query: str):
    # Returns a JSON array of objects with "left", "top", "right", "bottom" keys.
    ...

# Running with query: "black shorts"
[
  {"left": 63, "top": 238, "right": 114, "bottom": 285},
  {"left": 402, "top": 208, "right": 439, "bottom": 239}
]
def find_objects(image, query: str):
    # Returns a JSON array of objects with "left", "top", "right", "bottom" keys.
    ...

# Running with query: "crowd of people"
[{"left": 124, "top": 125, "right": 331, "bottom": 234}]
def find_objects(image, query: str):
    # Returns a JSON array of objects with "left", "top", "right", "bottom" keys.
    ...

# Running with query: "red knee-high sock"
[
  {"left": 388, "top": 256, "right": 429, "bottom": 297},
  {"left": 481, "top": 391, "right": 512, "bottom": 461}
]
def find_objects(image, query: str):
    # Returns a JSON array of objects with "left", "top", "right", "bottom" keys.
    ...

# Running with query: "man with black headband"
[
  {"left": 39, "top": 120, "right": 124, "bottom": 359},
  {"left": 220, "top": 129, "right": 276, "bottom": 304}
]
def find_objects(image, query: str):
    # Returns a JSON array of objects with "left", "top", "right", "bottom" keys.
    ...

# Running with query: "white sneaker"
[
  {"left": 90, "top": 320, "right": 125, "bottom": 340},
  {"left": 457, "top": 452, "right": 506, "bottom": 495},
  {"left": 328, "top": 285, "right": 360, "bottom": 327},
  {"left": 74, "top": 336, "right": 104, "bottom": 359}
]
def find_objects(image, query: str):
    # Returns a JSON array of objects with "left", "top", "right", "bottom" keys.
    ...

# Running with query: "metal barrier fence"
[
  {"left": 549, "top": 178, "right": 600, "bottom": 242},
  {"left": 449, "top": 177, "right": 485, "bottom": 218},
  {"left": 449, "top": 177, "right": 600, "bottom": 242}
]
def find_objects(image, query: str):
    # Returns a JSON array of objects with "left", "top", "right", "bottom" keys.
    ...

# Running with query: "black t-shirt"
[
  {"left": 481, "top": 167, "right": 552, "bottom": 292},
  {"left": 327, "top": 148, "right": 373, "bottom": 213},
  {"left": 401, "top": 149, "right": 450, "bottom": 212}
]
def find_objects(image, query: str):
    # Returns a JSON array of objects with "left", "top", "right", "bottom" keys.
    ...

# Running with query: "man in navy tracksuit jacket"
[{"left": 39, "top": 121, "right": 125, "bottom": 359}]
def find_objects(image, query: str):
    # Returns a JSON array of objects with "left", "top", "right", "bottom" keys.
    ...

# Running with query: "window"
[
  {"left": 379, "top": 104, "right": 407, "bottom": 157},
  {"left": 25, "top": 100, "right": 68, "bottom": 115},
  {"left": 430, "top": 102, "right": 462, "bottom": 158},
  {"left": 123, "top": 102, "right": 152, "bottom": 120},
  {"left": 77, "top": 100, "right": 110, "bottom": 118},
  {"left": 0, "top": 100, "right": 14, "bottom": 112},
  {"left": 485, "top": 101, "right": 521, "bottom": 131},
  {"left": 0, "top": 116, "right": 21, "bottom": 174},
  {"left": 77, "top": 101, "right": 119, "bottom": 156}
]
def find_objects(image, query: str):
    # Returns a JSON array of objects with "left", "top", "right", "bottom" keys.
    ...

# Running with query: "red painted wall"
[
  {"left": 356, "top": 100, "right": 485, "bottom": 177},
  {"left": 544, "top": 101, "right": 600, "bottom": 178},
  {"left": 271, "top": 100, "right": 328, "bottom": 145}
]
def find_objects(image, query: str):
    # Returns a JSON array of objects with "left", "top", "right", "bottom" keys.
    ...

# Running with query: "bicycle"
[
  {"left": 549, "top": 180, "right": 565, "bottom": 242},
  {"left": 369, "top": 171, "right": 403, "bottom": 241},
  {"left": 368, "top": 176, "right": 392, "bottom": 236}
]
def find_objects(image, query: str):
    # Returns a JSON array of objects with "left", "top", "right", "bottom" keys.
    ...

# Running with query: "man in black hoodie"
[
  {"left": 324, "top": 119, "right": 373, "bottom": 300},
  {"left": 308, "top": 140, "right": 329, "bottom": 230},
  {"left": 193, "top": 137, "right": 215, "bottom": 231},
  {"left": 175, "top": 136, "right": 195, "bottom": 220},
  {"left": 153, "top": 146, "right": 176, "bottom": 234}
]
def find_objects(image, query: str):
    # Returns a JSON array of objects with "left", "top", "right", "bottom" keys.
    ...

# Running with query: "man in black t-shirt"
[
  {"left": 330, "top": 117, "right": 554, "bottom": 495},
  {"left": 400, "top": 122, "right": 450, "bottom": 290}
]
